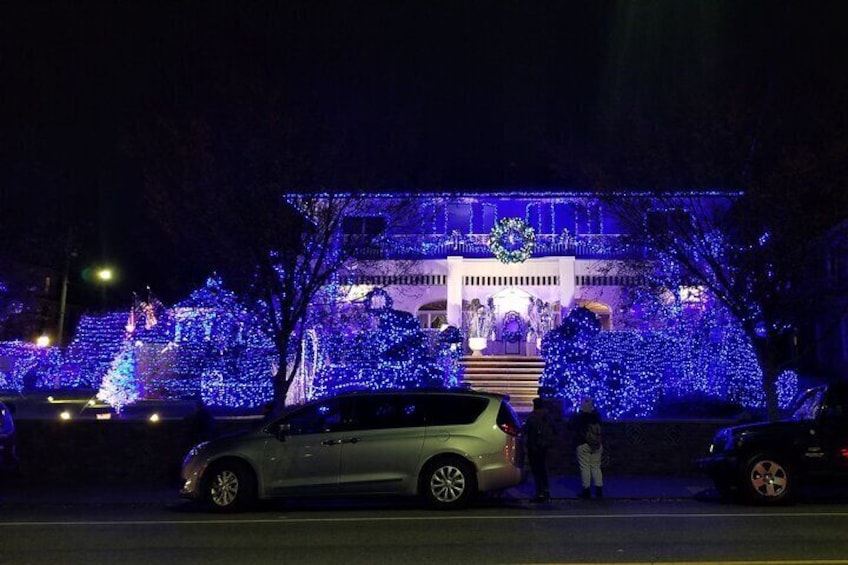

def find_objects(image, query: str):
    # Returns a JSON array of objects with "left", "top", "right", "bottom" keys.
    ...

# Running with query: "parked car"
[
  {"left": 0, "top": 400, "right": 18, "bottom": 471},
  {"left": 181, "top": 390, "right": 524, "bottom": 511},
  {"left": 698, "top": 382, "right": 848, "bottom": 504}
]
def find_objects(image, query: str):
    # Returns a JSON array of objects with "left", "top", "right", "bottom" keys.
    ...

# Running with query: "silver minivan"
[{"left": 181, "top": 390, "right": 524, "bottom": 510}]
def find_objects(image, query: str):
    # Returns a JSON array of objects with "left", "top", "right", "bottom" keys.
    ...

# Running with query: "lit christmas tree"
[{"left": 97, "top": 344, "right": 140, "bottom": 413}]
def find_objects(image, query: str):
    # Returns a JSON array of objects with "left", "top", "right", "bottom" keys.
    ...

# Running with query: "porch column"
[
  {"left": 446, "top": 256, "right": 464, "bottom": 327},
  {"left": 558, "top": 256, "right": 576, "bottom": 311}
]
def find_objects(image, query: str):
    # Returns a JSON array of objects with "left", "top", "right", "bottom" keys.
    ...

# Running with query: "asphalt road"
[{"left": 2, "top": 493, "right": 848, "bottom": 565}]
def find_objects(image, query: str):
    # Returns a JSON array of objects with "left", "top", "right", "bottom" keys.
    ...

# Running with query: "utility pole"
[{"left": 57, "top": 230, "right": 76, "bottom": 346}]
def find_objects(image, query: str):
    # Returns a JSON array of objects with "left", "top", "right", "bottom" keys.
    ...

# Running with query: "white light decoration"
[{"left": 679, "top": 285, "right": 706, "bottom": 304}]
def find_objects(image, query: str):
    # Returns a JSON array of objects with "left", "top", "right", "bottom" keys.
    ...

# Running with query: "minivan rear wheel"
[
  {"left": 421, "top": 457, "right": 477, "bottom": 509},
  {"left": 204, "top": 461, "right": 256, "bottom": 512}
]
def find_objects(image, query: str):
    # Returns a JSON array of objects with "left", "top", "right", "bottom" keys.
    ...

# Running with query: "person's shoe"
[
  {"left": 577, "top": 488, "right": 591, "bottom": 499},
  {"left": 595, "top": 486, "right": 603, "bottom": 499}
]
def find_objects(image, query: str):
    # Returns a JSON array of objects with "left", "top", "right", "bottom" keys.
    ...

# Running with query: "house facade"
[{"left": 337, "top": 191, "right": 651, "bottom": 355}]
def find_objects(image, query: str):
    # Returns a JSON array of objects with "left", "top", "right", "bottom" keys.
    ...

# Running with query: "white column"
[
  {"left": 446, "top": 256, "right": 464, "bottom": 327},
  {"left": 558, "top": 257, "right": 576, "bottom": 311}
]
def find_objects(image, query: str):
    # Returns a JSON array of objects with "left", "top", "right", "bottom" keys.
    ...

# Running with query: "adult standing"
[
  {"left": 522, "top": 397, "right": 555, "bottom": 502},
  {"left": 571, "top": 396, "right": 603, "bottom": 499}
]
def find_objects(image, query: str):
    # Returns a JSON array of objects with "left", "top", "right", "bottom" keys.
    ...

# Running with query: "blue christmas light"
[
  {"left": 312, "top": 289, "right": 460, "bottom": 398},
  {"left": 538, "top": 304, "right": 788, "bottom": 419}
]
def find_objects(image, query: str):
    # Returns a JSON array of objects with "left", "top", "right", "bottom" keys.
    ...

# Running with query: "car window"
[
  {"left": 350, "top": 395, "right": 426, "bottom": 430},
  {"left": 824, "top": 386, "right": 847, "bottom": 419},
  {"left": 283, "top": 398, "right": 348, "bottom": 435},
  {"left": 421, "top": 395, "right": 489, "bottom": 426},
  {"left": 791, "top": 388, "right": 826, "bottom": 421}
]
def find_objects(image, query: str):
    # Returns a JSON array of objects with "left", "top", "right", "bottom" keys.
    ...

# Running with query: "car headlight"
[{"left": 710, "top": 429, "right": 736, "bottom": 453}]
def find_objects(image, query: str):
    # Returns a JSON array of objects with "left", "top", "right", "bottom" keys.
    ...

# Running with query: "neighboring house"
[
  {"left": 0, "top": 258, "right": 60, "bottom": 343},
  {"left": 806, "top": 219, "right": 848, "bottom": 379}
]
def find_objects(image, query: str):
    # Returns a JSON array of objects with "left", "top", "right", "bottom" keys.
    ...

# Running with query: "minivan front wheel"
[
  {"left": 740, "top": 454, "right": 793, "bottom": 505},
  {"left": 205, "top": 461, "right": 256, "bottom": 512},
  {"left": 422, "top": 458, "right": 477, "bottom": 509}
]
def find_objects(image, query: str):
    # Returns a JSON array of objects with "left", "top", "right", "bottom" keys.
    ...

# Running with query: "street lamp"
[
  {"left": 58, "top": 263, "right": 118, "bottom": 345},
  {"left": 89, "top": 265, "right": 117, "bottom": 310}
]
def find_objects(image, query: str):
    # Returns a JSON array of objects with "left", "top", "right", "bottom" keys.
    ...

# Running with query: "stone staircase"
[{"left": 460, "top": 355, "right": 544, "bottom": 413}]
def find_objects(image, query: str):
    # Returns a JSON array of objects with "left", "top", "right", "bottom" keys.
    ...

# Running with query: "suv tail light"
[{"left": 496, "top": 402, "right": 521, "bottom": 437}]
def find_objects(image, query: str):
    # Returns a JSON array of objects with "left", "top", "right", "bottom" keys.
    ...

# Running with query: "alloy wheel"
[
  {"left": 429, "top": 464, "right": 467, "bottom": 503},
  {"left": 749, "top": 459, "right": 788, "bottom": 498},
  {"left": 210, "top": 469, "right": 240, "bottom": 508}
]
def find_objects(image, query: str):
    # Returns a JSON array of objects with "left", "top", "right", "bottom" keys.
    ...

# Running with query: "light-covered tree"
[
  {"left": 97, "top": 344, "right": 139, "bottom": 413},
  {"left": 129, "top": 76, "right": 429, "bottom": 406}
]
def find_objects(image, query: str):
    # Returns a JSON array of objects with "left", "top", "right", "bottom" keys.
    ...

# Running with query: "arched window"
[{"left": 417, "top": 301, "right": 448, "bottom": 329}]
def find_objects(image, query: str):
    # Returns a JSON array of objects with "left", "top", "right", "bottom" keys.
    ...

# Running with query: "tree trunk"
[
  {"left": 272, "top": 335, "right": 292, "bottom": 408},
  {"left": 752, "top": 338, "right": 782, "bottom": 421}
]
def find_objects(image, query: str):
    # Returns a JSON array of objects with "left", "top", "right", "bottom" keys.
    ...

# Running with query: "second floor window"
[{"left": 343, "top": 216, "right": 387, "bottom": 235}]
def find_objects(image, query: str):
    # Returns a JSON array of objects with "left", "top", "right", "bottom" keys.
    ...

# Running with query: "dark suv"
[
  {"left": 699, "top": 382, "right": 848, "bottom": 504},
  {"left": 0, "top": 400, "right": 18, "bottom": 471}
]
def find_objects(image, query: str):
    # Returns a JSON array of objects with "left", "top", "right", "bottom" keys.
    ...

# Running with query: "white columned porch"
[{"left": 446, "top": 256, "right": 464, "bottom": 328}]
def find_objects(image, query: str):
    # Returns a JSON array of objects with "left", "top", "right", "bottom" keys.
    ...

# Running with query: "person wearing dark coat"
[
  {"left": 522, "top": 397, "right": 555, "bottom": 502},
  {"left": 571, "top": 396, "right": 603, "bottom": 499}
]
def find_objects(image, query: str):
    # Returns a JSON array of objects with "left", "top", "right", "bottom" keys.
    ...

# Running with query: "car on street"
[
  {"left": 0, "top": 400, "right": 18, "bottom": 471},
  {"left": 699, "top": 382, "right": 848, "bottom": 504},
  {"left": 181, "top": 389, "right": 524, "bottom": 511}
]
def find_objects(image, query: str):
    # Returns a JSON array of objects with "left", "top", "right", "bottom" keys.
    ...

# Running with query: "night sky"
[{"left": 2, "top": 1, "right": 847, "bottom": 303}]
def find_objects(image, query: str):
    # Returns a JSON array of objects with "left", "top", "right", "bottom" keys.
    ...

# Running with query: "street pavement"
[{"left": 0, "top": 474, "right": 717, "bottom": 508}]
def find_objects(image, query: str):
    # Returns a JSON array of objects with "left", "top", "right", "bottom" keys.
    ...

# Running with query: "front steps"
[{"left": 460, "top": 355, "right": 544, "bottom": 413}]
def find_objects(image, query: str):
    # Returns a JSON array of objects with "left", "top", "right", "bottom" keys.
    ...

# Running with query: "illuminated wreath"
[
  {"left": 365, "top": 287, "right": 393, "bottom": 312},
  {"left": 488, "top": 217, "right": 536, "bottom": 264},
  {"left": 501, "top": 311, "right": 525, "bottom": 343}
]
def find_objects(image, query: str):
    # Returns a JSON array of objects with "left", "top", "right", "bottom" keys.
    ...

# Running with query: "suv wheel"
[
  {"left": 422, "top": 457, "right": 477, "bottom": 510},
  {"left": 205, "top": 461, "right": 256, "bottom": 512},
  {"left": 740, "top": 454, "right": 793, "bottom": 504}
]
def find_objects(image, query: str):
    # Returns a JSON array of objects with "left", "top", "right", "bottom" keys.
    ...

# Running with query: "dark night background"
[{"left": 2, "top": 1, "right": 847, "bottom": 311}]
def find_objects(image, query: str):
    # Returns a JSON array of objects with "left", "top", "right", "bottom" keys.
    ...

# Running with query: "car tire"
[
  {"left": 204, "top": 460, "right": 256, "bottom": 512},
  {"left": 421, "top": 457, "right": 477, "bottom": 510},
  {"left": 739, "top": 454, "right": 793, "bottom": 505}
]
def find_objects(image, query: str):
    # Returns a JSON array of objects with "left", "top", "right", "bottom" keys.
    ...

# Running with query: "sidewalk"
[
  {"left": 0, "top": 474, "right": 717, "bottom": 507},
  {"left": 506, "top": 474, "right": 716, "bottom": 501}
]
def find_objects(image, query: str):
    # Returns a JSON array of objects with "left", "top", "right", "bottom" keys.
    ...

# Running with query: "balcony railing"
[{"left": 345, "top": 233, "right": 648, "bottom": 261}]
